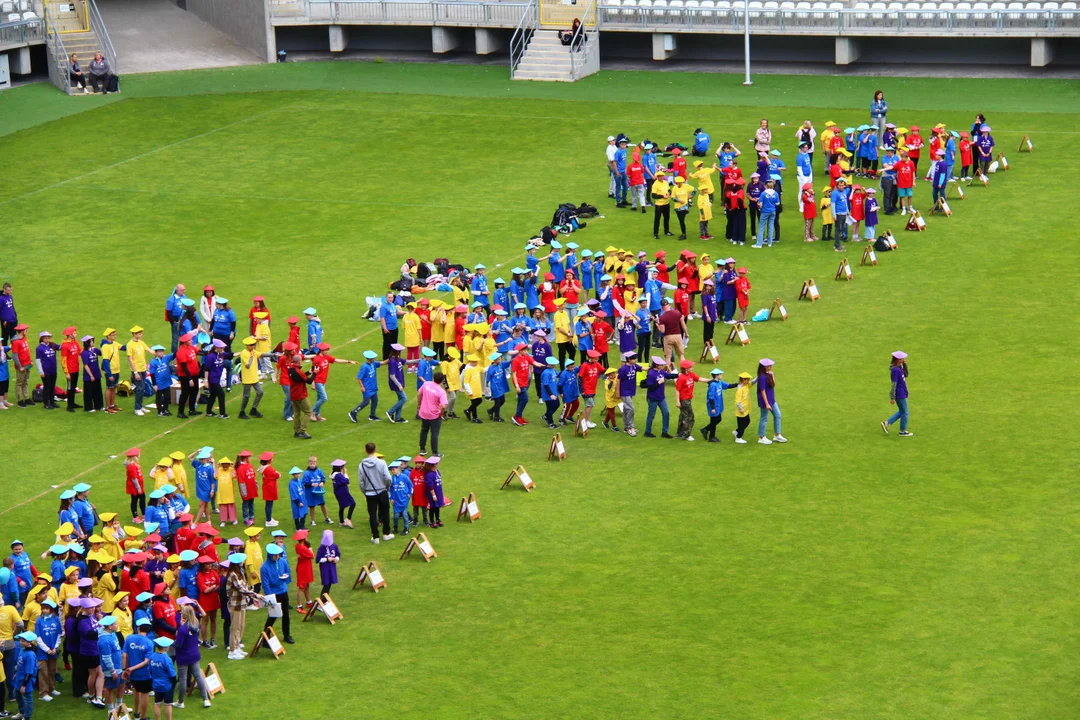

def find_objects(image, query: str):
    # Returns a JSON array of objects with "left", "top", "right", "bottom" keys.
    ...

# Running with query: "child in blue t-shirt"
[
  {"left": 149, "top": 637, "right": 178, "bottom": 708},
  {"left": 148, "top": 346, "right": 175, "bottom": 417},
  {"left": 0, "top": 345, "right": 10, "bottom": 409},
  {"left": 388, "top": 462, "right": 413, "bottom": 535}
]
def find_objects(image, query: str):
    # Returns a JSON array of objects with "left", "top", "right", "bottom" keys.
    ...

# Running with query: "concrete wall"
[{"left": 182, "top": 0, "right": 274, "bottom": 61}]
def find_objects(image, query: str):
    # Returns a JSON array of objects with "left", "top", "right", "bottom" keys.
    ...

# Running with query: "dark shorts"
[
  {"left": 154, "top": 688, "right": 175, "bottom": 704},
  {"left": 0, "top": 379, "right": 8, "bottom": 394},
  {"left": 83, "top": 654, "right": 100, "bottom": 669},
  {"left": 133, "top": 678, "right": 153, "bottom": 693},
  {"left": 105, "top": 675, "right": 122, "bottom": 689},
  {"left": 106, "top": 373, "right": 119, "bottom": 388}
]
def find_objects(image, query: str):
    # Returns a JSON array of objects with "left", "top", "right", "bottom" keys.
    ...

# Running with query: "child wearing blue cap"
[
  {"left": 259, "top": 543, "right": 294, "bottom": 645},
  {"left": 14, "top": 630, "right": 38, "bottom": 719},
  {"left": 288, "top": 467, "right": 308, "bottom": 533},
  {"left": 557, "top": 357, "right": 580, "bottom": 425},
  {"left": 149, "top": 636, "right": 177, "bottom": 717},
  {"left": 389, "top": 461, "right": 413, "bottom": 535},
  {"left": 540, "top": 356, "right": 561, "bottom": 429},
  {"left": 485, "top": 352, "right": 512, "bottom": 423},
  {"left": 148, "top": 345, "right": 174, "bottom": 417},
  {"left": 349, "top": 351, "right": 384, "bottom": 423}
]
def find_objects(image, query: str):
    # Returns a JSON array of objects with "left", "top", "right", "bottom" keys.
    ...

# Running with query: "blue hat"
[
  {"left": 511, "top": 267, "right": 525, "bottom": 274},
  {"left": 179, "top": 550, "right": 199, "bottom": 562},
  {"left": 397, "top": 456, "right": 412, "bottom": 462},
  {"left": 494, "top": 309, "right": 508, "bottom": 316},
  {"left": 50, "top": 544, "right": 68, "bottom": 554},
  {"left": 600, "top": 274, "right": 612, "bottom": 282},
  {"left": 421, "top": 347, "right": 437, "bottom": 358},
  {"left": 8, "top": 539, "right": 22, "bottom": 547},
  {"left": 545, "top": 356, "right": 558, "bottom": 365},
  {"left": 769, "top": 149, "right": 781, "bottom": 156},
  {"left": 710, "top": 368, "right": 724, "bottom": 376},
  {"left": 196, "top": 449, "right": 212, "bottom": 460},
  {"left": 289, "top": 466, "right": 303, "bottom": 474},
  {"left": 161, "top": 484, "right": 176, "bottom": 494},
  {"left": 525, "top": 244, "right": 535, "bottom": 251},
  {"left": 67, "top": 542, "right": 84, "bottom": 554},
  {"left": 271, "top": 530, "right": 286, "bottom": 538},
  {"left": 488, "top": 352, "right": 502, "bottom": 361},
  {"left": 566, "top": 242, "right": 579, "bottom": 249},
  {"left": 363, "top": 350, "right": 377, "bottom": 360},
  {"left": 471, "top": 301, "right": 482, "bottom": 308},
  {"left": 550, "top": 240, "right": 562, "bottom": 249},
  {"left": 581, "top": 249, "right": 593, "bottom": 258},
  {"left": 950, "top": 130, "right": 960, "bottom": 138},
  {"left": 181, "top": 297, "right": 196, "bottom": 307},
  {"left": 136, "top": 617, "right": 152, "bottom": 627},
  {"left": 151, "top": 344, "right": 165, "bottom": 352},
  {"left": 564, "top": 358, "right": 575, "bottom": 366},
  {"left": 73, "top": 483, "right": 91, "bottom": 493},
  {"left": 266, "top": 544, "right": 283, "bottom": 555},
  {"left": 42, "top": 598, "right": 58, "bottom": 609},
  {"left": 576, "top": 307, "right": 590, "bottom": 317},
  {"left": 513, "top": 303, "right": 527, "bottom": 310},
  {"left": 493, "top": 277, "right": 505, "bottom": 285},
  {"left": 154, "top": 637, "right": 174, "bottom": 648},
  {"left": 149, "top": 489, "right": 166, "bottom": 500},
  {"left": 99, "top": 615, "right": 117, "bottom": 627},
  {"left": 228, "top": 553, "right": 246, "bottom": 564},
  {"left": 60, "top": 490, "right": 76, "bottom": 500},
  {"left": 215, "top": 297, "right": 229, "bottom": 305},
  {"left": 17, "top": 631, "right": 38, "bottom": 643},
  {"left": 136, "top": 592, "right": 154, "bottom": 603},
  {"left": 474, "top": 263, "right": 486, "bottom": 270},
  {"left": 145, "top": 522, "right": 160, "bottom": 533},
  {"left": 303, "top": 307, "right": 317, "bottom": 315}
]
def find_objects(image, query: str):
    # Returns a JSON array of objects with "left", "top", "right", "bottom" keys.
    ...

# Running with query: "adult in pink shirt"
[{"left": 417, "top": 372, "right": 448, "bottom": 457}]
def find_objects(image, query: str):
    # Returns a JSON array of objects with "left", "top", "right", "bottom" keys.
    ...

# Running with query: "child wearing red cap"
[
  {"left": 849, "top": 186, "right": 866, "bottom": 241},
  {"left": 196, "top": 557, "right": 221, "bottom": 647},
  {"left": 248, "top": 296, "right": 270, "bottom": 336},
  {"left": 735, "top": 269, "right": 751, "bottom": 324},
  {"left": 409, "top": 456, "right": 428, "bottom": 528},
  {"left": 125, "top": 448, "right": 146, "bottom": 522},
  {"left": 958, "top": 131, "right": 973, "bottom": 181},
  {"left": 674, "top": 360, "right": 706, "bottom": 441},
  {"left": 293, "top": 530, "right": 314, "bottom": 613},
  {"left": 801, "top": 184, "right": 818, "bottom": 242},
  {"left": 258, "top": 451, "right": 280, "bottom": 527}
]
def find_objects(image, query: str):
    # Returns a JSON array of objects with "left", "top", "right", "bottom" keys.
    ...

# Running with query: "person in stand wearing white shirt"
[{"left": 606, "top": 136, "right": 618, "bottom": 199}]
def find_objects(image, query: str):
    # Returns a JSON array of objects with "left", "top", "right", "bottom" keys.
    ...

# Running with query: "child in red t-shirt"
[
  {"left": 294, "top": 531, "right": 315, "bottom": 613},
  {"left": 674, "top": 359, "right": 705, "bottom": 441},
  {"left": 628, "top": 159, "right": 646, "bottom": 212},
  {"left": 958, "top": 132, "right": 974, "bottom": 180},
  {"left": 674, "top": 279, "right": 690, "bottom": 319},
  {"left": 735, "top": 268, "right": 752, "bottom": 323},
  {"left": 410, "top": 458, "right": 428, "bottom": 527},
  {"left": 849, "top": 186, "right": 866, "bottom": 241},
  {"left": 801, "top": 184, "right": 818, "bottom": 242}
]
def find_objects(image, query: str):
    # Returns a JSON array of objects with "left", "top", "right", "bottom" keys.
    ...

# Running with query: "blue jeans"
[
  {"left": 312, "top": 382, "right": 328, "bottom": 416},
  {"left": 887, "top": 397, "right": 909, "bottom": 431},
  {"left": 242, "top": 498, "right": 255, "bottom": 522},
  {"left": 132, "top": 372, "right": 145, "bottom": 410},
  {"left": 646, "top": 397, "right": 670, "bottom": 434},
  {"left": 756, "top": 211, "right": 776, "bottom": 246},
  {"left": 722, "top": 298, "right": 736, "bottom": 323},
  {"left": 352, "top": 393, "right": 378, "bottom": 418},
  {"left": 758, "top": 401, "right": 782, "bottom": 437},
  {"left": 388, "top": 389, "right": 407, "bottom": 420},
  {"left": 615, "top": 172, "right": 629, "bottom": 203},
  {"left": 864, "top": 224, "right": 877, "bottom": 240},
  {"left": 18, "top": 688, "right": 33, "bottom": 719},
  {"left": 515, "top": 388, "right": 529, "bottom": 419},
  {"left": 264, "top": 500, "right": 274, "bottom": 523},
  {"left": 282, "top": 385, "right": 292, "bottom": 419},
  {"left": 170, "top": 320, "right": 180, "bottom": 354},
  {"left": 393, "top": 508, "right": 410, "bottom": 532},
  {"left": 932, "top": 184, "right": 945, "bottom": 206}
]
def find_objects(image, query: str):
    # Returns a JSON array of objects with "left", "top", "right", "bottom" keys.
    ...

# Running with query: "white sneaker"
[
  {"left": 219, "top": 522, "right": 225, "bottom": 528},
  {"left": 773, "top": 434, "right": 787, "bottom": 443},
  {"left": 51, "top": 690, "right": 61, "bottom": 697},
  {"left": 382, "top": 533, "right": 395, "bottom": 541},
  {"left": 134, "top": 409, "right": 144, "bottom": 416},
  {"left": 266, "top": 519, "right": 278, "bottom": 527},
  {"left": 204, "top": 700, "right": 212, "bottom": 708},
  {"left": 40, "top": 694, "right": 53, "bottom": 702},
  {"left": 228, "top": 651, "right": 244, "bottom": 660},
  {"left": 900, "top": 208, "right": 906, "bottom": 215},
  {"left": 173, "top": 702, "right": 185, "bottom": 709},
  {"left": 371, "top": 537, "right": 380, "bottom": 545},
  {"left": 686, "top": 436, "right": 695, "bottom": 442},
  {"left": 325, "top": 518, "right": 334, "bottom": 524},
  {"left": 734, "top": 437, "right": 747, "bottom": 444},
  {"left": 586, "top": 421, "right": 597, "bottom": 429},
  {"left": 758, "top": 437, "right": 773, "bottom": 445},
  {"left": 310, "top": 520, "right": 316, "bottom": 527},
  {"left": 232, "top": 520, "right": 238, "bottom": 525}
]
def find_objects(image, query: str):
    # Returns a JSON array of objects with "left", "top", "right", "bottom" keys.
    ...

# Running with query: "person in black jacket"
[{"left": 69, "top": 53, "right": 89, "bottom": 93}]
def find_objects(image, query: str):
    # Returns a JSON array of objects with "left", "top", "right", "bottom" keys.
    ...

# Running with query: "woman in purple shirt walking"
[
  {"left": 756, "top": 359, "right": 787, "bottom": 445},
  {"left": 881, "top": 350, "right": 912, "bottom": 436}
]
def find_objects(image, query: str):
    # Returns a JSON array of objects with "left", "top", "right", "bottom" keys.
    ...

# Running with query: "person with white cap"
[
  {"left": 755, "top": 359, "right": 786, "bottom": 445},
  {"left": 80, "top": 333, "right": 104, "bottom": 413},
  {"left": 34, "top": 330, "right": 60, "bottom": 410},
  {"left": 882, "top": 351, "right": 913, "bottom": 437},
  {"left": 202, "top": 339, "right": 229, "bottom": 418},
  {"left": 606, "top": 135, "right": 618, "bottom": 198},
  {"left": 210, "top": 297, "right": 236, "bottom": 390},
  {"left": 165, "top": 285, "right": 187, "bottom": 354}
]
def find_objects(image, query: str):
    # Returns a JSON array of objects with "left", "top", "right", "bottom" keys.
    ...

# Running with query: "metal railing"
[
  {"left": 569, "top": 0, "right": 600, "bottom": 78},
  {"left": 43, "top": 0, "right": 88, "bottom": 33},
  {"left": 86, "top": 0, "right": 115, "bottom": 73},
  {"left": 0, "top": 16, "right": 45, "bottom": 49},
  {"left": 596, "top": 5, "right": 1080, "bottom": 33},
  {"left": 44, "top": 5, "right": 72, "bottom": 95},
  {"left": 303, "top": 0, "right": 530, "bottom": 25},
  {"left": 510, "top": 0, "right": 537, "bottom": 77},
  {"left": 540, "top": 0, "right": 597, "bottom": 26}
]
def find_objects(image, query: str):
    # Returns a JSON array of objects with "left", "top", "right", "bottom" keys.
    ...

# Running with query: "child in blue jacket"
[
  {"left": 288, "top": 467, "right": 308, "bottom": 533},
  {"left": 14, "top": 631, "right": 38, "bottom": 720},
  {"left": 148, "top": 345, "right": 175, "bottom": 417},
  {"left": 557, "top": 358, "right": 580, "bottom": 425},
  {"left": 389, "top": 462, "right": 413, "bottom": 535},
  {"left": 540, "top": 356, "right": 561, "bottom": 429}
]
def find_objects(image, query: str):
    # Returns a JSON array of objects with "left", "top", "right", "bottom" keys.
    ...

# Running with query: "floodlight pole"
[{"left": 742, "top": 0, "right": 752, "bottom": 85}]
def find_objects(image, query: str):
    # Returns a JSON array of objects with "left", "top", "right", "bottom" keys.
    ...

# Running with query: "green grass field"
[{"left": 1, "top": 62, "right": 1078, "bottom": 719}]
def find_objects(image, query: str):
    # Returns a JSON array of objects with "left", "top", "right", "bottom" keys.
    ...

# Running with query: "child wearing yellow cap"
[
  {"left": 216, "top": 458, "right": 238, "bottom": 528},
  {"left": 462, "top": 354, "right": 483, "bottom": 423},
  {"left": 602, "top": 367, "right": 620, "bottom": 431},
  {"left": 440, "top": 347, "right": 463, "bottom": 419}
]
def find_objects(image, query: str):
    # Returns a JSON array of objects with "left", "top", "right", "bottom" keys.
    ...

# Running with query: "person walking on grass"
[
  {"left": 881, "top": 350, "right": 913, "bottom": 437},
  {"left": 357, "top": 443, "right": 394, "bottom": 546},
  {"left": 756, "top": 359, "right": 786, "bottom": 445},
  {"left": 288, "top": 354, "right": 316, "bottom": 439},
  {"left": 348, "top": 351, "right": 383, "bottom": 423}
]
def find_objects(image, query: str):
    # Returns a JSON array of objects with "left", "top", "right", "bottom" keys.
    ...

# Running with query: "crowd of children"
[{"left": 0, "top": 444, "right": 450, "bottom": 719}]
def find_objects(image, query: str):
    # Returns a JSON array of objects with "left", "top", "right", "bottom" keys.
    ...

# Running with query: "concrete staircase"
[
  {"left": 61, "top": 30, "right": 106, "bottom": 65},
  {"left": 513, "top": 30, "right": 576, "bottom": 82}
]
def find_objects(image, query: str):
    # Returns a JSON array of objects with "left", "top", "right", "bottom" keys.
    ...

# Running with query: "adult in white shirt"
[{"left": 606, "top": 136, "right": 617, "bottom": 198}]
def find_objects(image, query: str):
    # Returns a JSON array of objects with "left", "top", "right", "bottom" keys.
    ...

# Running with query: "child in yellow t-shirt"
[
  {"left": 733, "top": 371, "right": 755, "bottom": 444},
  {"left": 461, "top": 355, "right": 483, "bottom": 422},
  {"left": 440, "top": 347, "right": 463, "bottom": 419},
  {"left": 254, "top": 312, "right": 272, "bottom": 375},
  {"left": 216, "top": 458, "right": 238, "bottom": 527},
  {"left": 602, "top": 368, "right": 620, "bottom": 431},
  {"left": 819, "top": 185, "right": 834, "bottom": 244},
  {"left": 401, "top": 304, "right": 423, "bottom": 364}
]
